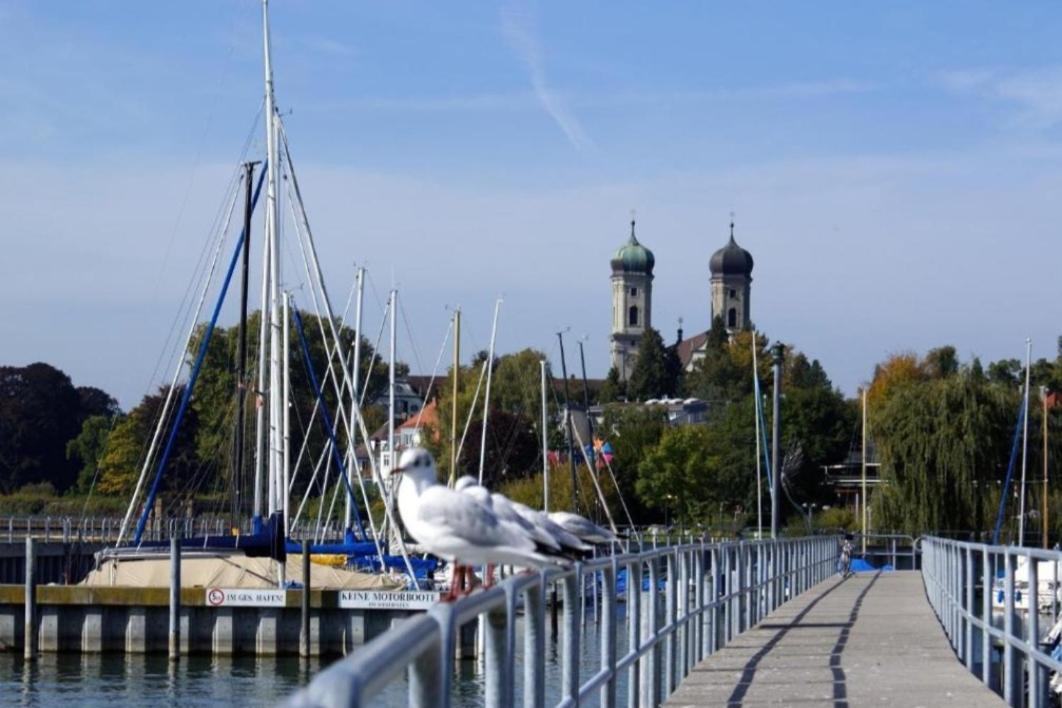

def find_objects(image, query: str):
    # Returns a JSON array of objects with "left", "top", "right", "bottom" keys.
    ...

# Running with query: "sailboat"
[{"left": 97, "top": 0, "right": 431, "bottom": 588}]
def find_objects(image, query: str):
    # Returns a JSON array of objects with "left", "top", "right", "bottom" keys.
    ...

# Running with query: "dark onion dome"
[
  {"left": 709, "top": 224, "right": 754, "bottom": 276},
  {"left": 611, "top": 220, "right": 655, "bottom": 274}
]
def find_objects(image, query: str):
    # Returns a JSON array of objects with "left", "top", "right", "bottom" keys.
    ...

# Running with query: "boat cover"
[{"left": 80, "top": 555, "right": 405, "bottom": 590}]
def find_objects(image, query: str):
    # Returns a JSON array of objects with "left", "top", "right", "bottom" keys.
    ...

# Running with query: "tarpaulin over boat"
[{"left": 80, "top": 555, "right": 405, "bottom": 590}]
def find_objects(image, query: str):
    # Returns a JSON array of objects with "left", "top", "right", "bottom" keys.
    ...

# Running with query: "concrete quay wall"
[{"left": 0, "top": 585, "right": 409, "bottom": 657}]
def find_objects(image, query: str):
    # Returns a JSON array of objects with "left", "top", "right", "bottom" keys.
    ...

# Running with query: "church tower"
[
  {"left": 610, "top": 220, "right": 654, "bottom": 381},
  {"left": 709, "top": 221, "right": 754, "bottom": 333}
]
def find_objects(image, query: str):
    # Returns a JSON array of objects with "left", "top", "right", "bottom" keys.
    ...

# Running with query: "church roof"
[
  {"left": 709, "top": 224, "right": 754, "bottom": 277},
  {"left": 675, "top": 330, "right": 710, "bottom": 369},
  {"left": 611, "top": 220, "right": 655, "bottom": 274}
]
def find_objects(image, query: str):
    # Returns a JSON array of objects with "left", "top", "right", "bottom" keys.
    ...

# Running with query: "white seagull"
[
  {"left": 454, "top": 476, "right": 562, "bottom": 552},
  {"left": 395, "top": 449, "right": 566, "bottom": 598},
  {"left": 548, "top": 511, "right": 618, "bottom": 545}
]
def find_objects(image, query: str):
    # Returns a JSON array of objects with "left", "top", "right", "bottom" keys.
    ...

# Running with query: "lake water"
[{"left": 0, "top": 603, "right": 643, "bottom": 707}]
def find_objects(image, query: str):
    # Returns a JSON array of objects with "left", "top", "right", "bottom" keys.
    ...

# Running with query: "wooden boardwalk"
[{"left": 665, "top": 571, "right": 1003, "bottom": 707}]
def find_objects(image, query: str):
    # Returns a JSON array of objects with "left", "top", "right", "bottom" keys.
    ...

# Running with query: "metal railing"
[
  {"left": 922, "top": 536, "right": 1062, "bottom": 707},
  {"left": 286, "top": 535, "right": 838, "bottom": 707}
]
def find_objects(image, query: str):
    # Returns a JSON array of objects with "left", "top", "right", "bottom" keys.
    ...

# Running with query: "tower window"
[
  {"left": 729, "top": 288, "right": 736, "bottom": 298},
  {"left": 727, "top": 307, "right": 737, "bottom": 328},
  {"left": 629, "top": 305, "right": 639, "bottom": 327},
  {"left": 630, "top": 287, "right": 638, "bottom": 297}
]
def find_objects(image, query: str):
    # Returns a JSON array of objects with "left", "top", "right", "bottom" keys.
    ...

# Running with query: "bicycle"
[{"left": 838, "top": 539, "right": 853, "bottom": 578}]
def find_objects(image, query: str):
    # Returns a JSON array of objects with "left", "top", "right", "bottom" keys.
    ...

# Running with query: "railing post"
[
  {"left": 709, "top": 546, "right": 719, "bottom": 655},
  {"left": 561, "top": 566, "right": 582, "bottom": 705},
  {"left": 981, "top": 546, "right": 992, "bottom": 688},
  {"left": 1027, "top": 551, "right": 1041, "bottom": 708},
  {"left": 665, "top": 551, "right": 677, "bottom": 695},
  {"left": 410, "top": 621, "right": 444, "bottom": 708},
  {"left": 524, "top": 577, "right": 546, "bottom": 708},
  {"left": 724, "top": 545, "right": 734, "bottom": 644},
  {"left": 484, "top": 604, "right": 509, "bottom": 708},
  {"left": 1003, "top": 549, "right": 1018, "bottom": 706},
  {"left": 601, "top": 559, "right": 618, "bottom": 708},
  {"left": 627, "top": 560, "right": 641, "bottom": 708},
  {"left": 694, "top": 545, "right": 705, "bottom": 664},
  {"left": 964, "top": 546, "right": 973, "bottom": 671},
  {"left": 643, "top": 556, "right": 661, "bottom": 707}
]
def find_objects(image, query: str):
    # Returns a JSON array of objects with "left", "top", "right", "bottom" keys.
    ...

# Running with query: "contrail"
[{"left": 501, "top": 1, "right": 590, "bottom": 151}]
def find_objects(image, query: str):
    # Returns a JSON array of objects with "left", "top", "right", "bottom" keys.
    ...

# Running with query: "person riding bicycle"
[{"left": 839, "top": 533, "right": 854, "bottom": 576}]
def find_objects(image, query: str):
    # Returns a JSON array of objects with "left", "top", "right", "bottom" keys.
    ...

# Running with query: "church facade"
[{"left": 609, "top": 220, "right": 754, "bottom": 380}]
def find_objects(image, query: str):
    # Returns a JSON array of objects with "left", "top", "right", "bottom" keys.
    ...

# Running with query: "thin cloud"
[
  {"left": 939, "top": 66, "right": 1062, "bottom": 130},
  {"left": 501, "top": 1, "right": 590, "bottom": 151}
]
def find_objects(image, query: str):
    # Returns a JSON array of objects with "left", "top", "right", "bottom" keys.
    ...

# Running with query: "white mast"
[
  {"left": 346, "top": 266, "right": 365, "bottom": 531},
  {"left": 752, "top": 335, "right": 762, "bottom": 539},
  {"left": 282, "top": 293, "right": 291, "bottom": 526},
  {"left": 388, "top": 289, "right": 397, "bottom": 470},
  {"left": 478, "top": 299, "right": 502, "bottom": 485},
  {"left": 541, "top": 359, "right": 549, "bottom": 512},
  {"left": 1019, "top": 337, "right": 1032, "bottom": 546},
  {"left": 262, "top": 0, "right": 282, "bottom": 518},
  {"left": 252, "top": 208, "right": 271, "bottom": 521},
  {"left": 861, "top": 387, "right": 868, "bottom": 555}
]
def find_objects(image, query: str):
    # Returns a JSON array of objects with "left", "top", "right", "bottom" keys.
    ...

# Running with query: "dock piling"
[
  {"left": 24, "top": 536, "right": 36, "bottom": 660},
  {"left": 300, "top": 539, "right": 310, "bottom": 658},
  {"left": 169, "top": 536, "right": 181, "bottom": 660}
]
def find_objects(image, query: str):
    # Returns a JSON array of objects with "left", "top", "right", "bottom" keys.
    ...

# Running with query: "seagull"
[
  {"left": 511, "top": 501, "right": 592, "bottom": 554},
  {"left": 395, "top": 449, "right": 566, "bottom": 599},
  {"left": 548, "top": 511, "right": 618, "bottom": 545},
  {"left": 454, "top": 476, "right": 562, "bottom": 552}
]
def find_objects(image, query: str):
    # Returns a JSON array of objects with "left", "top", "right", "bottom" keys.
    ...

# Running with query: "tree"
[
  {"left": 0, "top": 363, "right": 84, "bottom": 492},
  {"left": 635, "top": 424, "right": 751, "bottom": 527},
  {"left": 872, "top": 370, "right": 1015, "bottom": 535},
  {"left": 627, "top": 328, "right": 676, "bottom": 400},
  {"left": 67, "top": 415, "right": 116, "bottom": 492},
  {"left": 599, "top": 403, "right": 670, "bottom": 523},
  {"left": 598, "top": 366, "right": 625, "bottom": 404},
  {"left": 924, "top": 346, "right": 959, "bottom": 379},
  {"left": 96, "top": 386, "right": 199, "bottom": 499}
]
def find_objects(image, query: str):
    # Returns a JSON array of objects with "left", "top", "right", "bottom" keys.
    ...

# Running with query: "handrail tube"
[
  {"left": 284, "top": 536, "right": 838, "bottom": 708},
  {"left": 921, "top": 535, "right": 1062, "bottom": 707}
]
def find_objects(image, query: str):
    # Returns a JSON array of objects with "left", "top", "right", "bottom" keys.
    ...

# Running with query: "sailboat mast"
[
  {"left": 346, "top": 266, "right": 365, "bottom": 530},
  {"left": 478, "top": 299, "right": 502, "bottom": 485},
  {"left": 556, "top": 331, "right": 580, "bottom": 513},
  {"left": 861, "top": 387, "right": 868, "bottom": 555},
  {"left": 252, "top": 224, "right": 271, "bottom": 524},
  {"left": 233, "top": 161, "right": 257, "bottom": 524},
  {"left": 389, "top": 289, "right": 397, "bottom": 469},
  {"left": 282, "top": 293, "right": 291, "bottom": 527},
  {"left": 541, "top": 359, "right": 549, "bottom": 512},
  {"left": 1019, "top": 337, "right": 1032, "bottom": 546},
  {"left": 1044, "top": 386, "right": 1050, "bottom": 549},
  {"left": 752, "top": 335, "right": 762, "bottom": 538},
  {"left": 577, "top": 340, "right": 597, "bottom": 473},
  {"left": 262, "top": 0, "right": 283, "bottom": 517},
  {"left": 449, "top": 308, "right": 461, "bottom": 486}
]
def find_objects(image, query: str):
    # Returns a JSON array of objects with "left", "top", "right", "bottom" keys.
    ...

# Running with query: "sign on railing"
[{"left": 205, "top": 587, "right": 287, "bottom": 608}]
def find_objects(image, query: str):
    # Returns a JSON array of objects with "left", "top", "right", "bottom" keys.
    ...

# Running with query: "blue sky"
[{"left": 3, "top": 1, "right": 1062, "bottom": 408}]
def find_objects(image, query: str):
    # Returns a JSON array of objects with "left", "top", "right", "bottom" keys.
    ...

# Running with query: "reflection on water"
[
  {"left": 0, "top": 603, "right": 648, "bottom": 708},
  {"left": 0, "top": 652, "right": 323, "bottom": 707}
]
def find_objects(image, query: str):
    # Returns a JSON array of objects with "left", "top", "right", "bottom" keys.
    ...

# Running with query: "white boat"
[{"left": 991, "top": 557, "right": 1062, "bottom": 613}]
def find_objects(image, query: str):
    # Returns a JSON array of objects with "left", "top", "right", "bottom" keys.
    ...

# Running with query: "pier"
[
  {"left": 287, "top": 535, "right": 1056, "bottom": 707},
  {"left": 665, "top": 571, "right": 1001, "bottom": 706}
]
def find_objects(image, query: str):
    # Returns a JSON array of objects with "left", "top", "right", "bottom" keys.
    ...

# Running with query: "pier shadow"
[{"left": 723, "top": 571, "right": 882, "bottom": 708}]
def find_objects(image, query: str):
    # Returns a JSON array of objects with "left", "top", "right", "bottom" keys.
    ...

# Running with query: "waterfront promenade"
[{"left": 665, "top": 571, "right": 1002, "bottom": 707}]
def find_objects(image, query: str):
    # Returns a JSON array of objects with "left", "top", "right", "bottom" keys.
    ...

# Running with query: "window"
[
  {"left": 629, "top": 306, "right": 639, "bottom": 327},
  {"left": 729, "top": 288, "right": 736, "bottom": 298},
  {"left": 727, "top": 307, "right": 737, "bottom": 328},
  {"left": 630, "top": 287, "right": 638, "bottom": 297}
]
